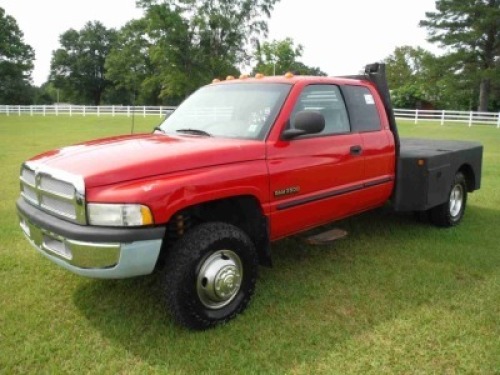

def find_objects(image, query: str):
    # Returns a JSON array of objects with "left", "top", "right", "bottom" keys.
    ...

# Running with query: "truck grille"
[{"left": 20, "top": 163, "right": 86, "bottom": 224}]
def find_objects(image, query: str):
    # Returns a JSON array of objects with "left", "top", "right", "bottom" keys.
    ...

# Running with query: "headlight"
[{"left": 87, "top": 203, "right": 154, "bottom": 226}]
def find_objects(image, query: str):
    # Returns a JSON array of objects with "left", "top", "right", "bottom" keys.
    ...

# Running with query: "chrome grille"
[
  {"left": 40, "top": 175, "right": 75, "bottom": 197},
  {"left": 20, "top": 163, "right": 86, "bottom": 224},
  {"left": 41, "top": 195, "right": 76, "bottom": 218},
  {"left": 22, "top": 168, "right": 36, "bottom": 185},
  {"left": 22, "top": 184, "right": 37, "bottom": 203}
]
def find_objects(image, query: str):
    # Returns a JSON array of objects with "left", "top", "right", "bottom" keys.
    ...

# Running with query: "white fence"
[
  {"left": 0, "top": 105, "right": 176, "bottom": 118},
  {"left": 394, "top": 108, "right": 500, "bottom": 127},
  {"left": 1, "top": 105, "right": 499, "bottom": 128}
]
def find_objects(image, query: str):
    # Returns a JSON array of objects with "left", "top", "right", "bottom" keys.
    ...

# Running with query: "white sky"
[{"left": 2, "top": 0, "right": 441, "bottom": 86}]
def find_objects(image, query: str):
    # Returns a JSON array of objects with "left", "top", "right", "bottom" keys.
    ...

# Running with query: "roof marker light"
[
  {"left": 226, "top": 75, "right": 235, "bottom": 80},
  {"left": 285, "top": 72, "right": 294, "bottom": 78},
  {"left": 255, "top": 73, "right": 264, "bottom": 79},
  {"left": 239, "top": 74, "right": 249, "bottom": 79},
  {"left": 212, "top": 78, "right": 221, "bottom": 83}
]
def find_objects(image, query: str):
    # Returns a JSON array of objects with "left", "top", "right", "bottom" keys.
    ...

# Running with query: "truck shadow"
[{"left": 72, "top": 204, "right": 498, "bottom": 374}]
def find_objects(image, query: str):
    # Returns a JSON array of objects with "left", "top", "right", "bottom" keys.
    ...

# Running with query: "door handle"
[{"left": 350, "top": 145, "right": 362, "bottom": 156}]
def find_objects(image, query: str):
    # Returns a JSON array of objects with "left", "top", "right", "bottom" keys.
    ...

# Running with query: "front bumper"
[{"left": 17, "top": 198, "right": 166, "bottom": 279}]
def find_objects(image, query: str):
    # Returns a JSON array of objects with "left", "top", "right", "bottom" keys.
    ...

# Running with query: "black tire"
[
  {"left": 430, "top": 172, "right": 468, "bottom": 227},
  {"left": 163, "top": 222, "right": 258, "bottom": 330}
]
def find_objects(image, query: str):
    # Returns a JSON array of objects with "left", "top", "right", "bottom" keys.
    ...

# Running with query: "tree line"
[{"left": 1, "top": 0, "right": 499, "bottom": 111}]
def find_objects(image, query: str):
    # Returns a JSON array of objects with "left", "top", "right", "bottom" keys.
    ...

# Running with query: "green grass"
[{"left": 1, "top": 116, "right": 499, "bottom": 374}]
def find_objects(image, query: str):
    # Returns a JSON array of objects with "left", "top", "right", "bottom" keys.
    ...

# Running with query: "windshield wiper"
[{"left": 176, "top": 128, "right": 211, "bottom": 137}]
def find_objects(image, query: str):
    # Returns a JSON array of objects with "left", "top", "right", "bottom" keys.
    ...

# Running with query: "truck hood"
[{"left": 30, "top": 133, "right": 266, "bottom": 187}]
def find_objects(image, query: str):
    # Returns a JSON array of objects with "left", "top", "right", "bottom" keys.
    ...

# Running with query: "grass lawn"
[{"left": 0, "top": 116, "right": 499, "bottom": 374}]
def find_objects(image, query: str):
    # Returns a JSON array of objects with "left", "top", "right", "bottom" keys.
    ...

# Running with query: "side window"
[
  {"left": 342, "top": 85, "right": 381, "bottom": 132},
  {"left": 291, "top": 85, "right": 350, "bottom": 135}
]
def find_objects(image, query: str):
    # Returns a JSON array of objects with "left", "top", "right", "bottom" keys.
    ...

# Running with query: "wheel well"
[
  {"left": 158, "top": 196, "right": 271, "bottom": 268},
  {"left": 458, "top": 164, "right": 475, "bottom": 192}
]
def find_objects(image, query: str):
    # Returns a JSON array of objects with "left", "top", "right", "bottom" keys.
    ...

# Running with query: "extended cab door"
[
  {"left": 341, "top": 84, "right": 396, "bottom": 208},
  {"left": 267, "top": 84, "right": 366, "bottom": 239}
]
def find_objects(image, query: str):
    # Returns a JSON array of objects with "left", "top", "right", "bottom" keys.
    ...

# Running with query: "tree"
[
  {"left": 420, "top": 0, "right": 500, "bottom": 111},
  {"left": 253, "top": 38, "right": 326, "bottom": 76},
  {"left": 385, "top": 46, "right": 440, "bottom": 108},
  {"left": 50, "top": 21, "right": 117, "bottom": 105},
  {"left": 0, "top": 7, "right": 35, "bottom": 104},
  {"left": 384, "top": 45, "right": 482, "bottom": 110},
  {"left": 105, "top": 19, "right": 162, "bottom": 105},
  {"left": 32, "top": 82, "right": 56, "bottom": 105},
  {"left": 135, "top": 0, "right": 279, "bottom": 99}
]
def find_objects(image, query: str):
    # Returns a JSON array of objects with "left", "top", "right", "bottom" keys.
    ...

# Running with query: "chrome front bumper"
[{"left": 17, "top": 198, "right": 165, "bottom": 279}]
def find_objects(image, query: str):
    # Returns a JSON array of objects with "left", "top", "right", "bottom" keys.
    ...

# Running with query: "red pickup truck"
[{"left": 17, "top": 64, "right": 482, "bottom": 329}]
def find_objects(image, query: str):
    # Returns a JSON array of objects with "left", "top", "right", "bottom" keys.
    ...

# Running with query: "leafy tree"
[
  {"left": 50, "top": 21, "right": 117, "bottom": 105},
  {"left": 105, "top": 19, "right": 162, "bottom": 105},
  {"left": 385, "top": 45, "right": 487, "bottom": 110},
  {"left": 32, "top": 82, "right": 57, "bottom": 105},
  {"left": 385, "top": 46, "right": 441, "bottom": 108},
  {"left": 135, "top": 0, "right": 279, "bottom": 99},
  {"left": 0, "top": 7, "right": 35, "bottom": 104},
  {"left": 420, "top": 0, "right": 500, "bottom": 111},
  {"left": 253, "top": 37, "right": 326, "bottom": 76},
  {"left": 139, "top": 5, "right": 198, "bottom": 102}
]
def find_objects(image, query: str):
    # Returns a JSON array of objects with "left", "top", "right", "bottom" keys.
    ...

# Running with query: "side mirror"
[{"left": 281, "top": 111, "right": 325, "bottom": 140}]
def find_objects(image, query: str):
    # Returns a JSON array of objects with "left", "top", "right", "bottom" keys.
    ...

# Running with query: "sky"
[{"left": 2, "top": 0, "right": 441, "bottom": 86}]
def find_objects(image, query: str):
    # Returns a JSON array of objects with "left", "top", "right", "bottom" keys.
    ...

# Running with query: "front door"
[{"left": 267, "top": 84, "right": 366, "bottom": 239}]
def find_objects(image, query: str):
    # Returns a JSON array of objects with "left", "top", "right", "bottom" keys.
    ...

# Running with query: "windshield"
[{"left": 159, "top": 83, "right": 291, "bottom": 140}]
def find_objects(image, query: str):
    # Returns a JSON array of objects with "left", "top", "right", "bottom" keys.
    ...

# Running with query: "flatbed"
[{"left": 394, "top": 138, "right": 483, "bottom": 212}]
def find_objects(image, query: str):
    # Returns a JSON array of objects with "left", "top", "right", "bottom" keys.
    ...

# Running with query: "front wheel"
[
  {"left": 430, "top": 172, "right": 468, "bottom": 227},
  {"left": 163, "top": 222, "right": 258, "bottom": 330}
]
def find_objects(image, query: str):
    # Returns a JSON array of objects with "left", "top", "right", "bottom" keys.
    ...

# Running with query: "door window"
[{"left": 290, "top": 85, "right": 350, "bottom": 135}]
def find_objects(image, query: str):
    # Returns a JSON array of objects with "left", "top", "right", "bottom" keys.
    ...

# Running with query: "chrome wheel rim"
[
  {"left": 196, "top": 250, "right": 243, "bottom": 309},
  {"left": 449, "top": 184, "right": 464, "bottom": 218}
]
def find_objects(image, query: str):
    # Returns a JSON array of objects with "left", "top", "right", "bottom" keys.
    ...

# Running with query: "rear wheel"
[
  {"left": 430, "top": 172, "right": 467, "bottom": 227},
  {"left": 163, "top": 222, "right": 258, "bottom": 330}
]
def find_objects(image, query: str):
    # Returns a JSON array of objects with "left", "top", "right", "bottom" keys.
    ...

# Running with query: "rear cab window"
[{"left": 341, "top": 85, "right": 381, "bottom": 132}]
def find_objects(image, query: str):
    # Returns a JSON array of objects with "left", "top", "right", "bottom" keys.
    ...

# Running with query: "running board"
[{"left": 304, "top": 228, "right": 348, "bottom": 245}]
